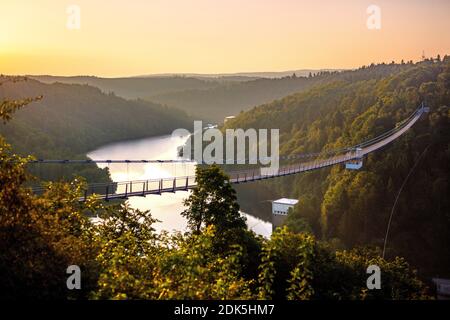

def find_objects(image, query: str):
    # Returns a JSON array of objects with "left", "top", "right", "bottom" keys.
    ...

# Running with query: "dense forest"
[
  {"left": 0, "top": 78, "right": 191, "bottom": 182},
  {"left": 227, "top": 57, "right": 450, "bottom": 280}
]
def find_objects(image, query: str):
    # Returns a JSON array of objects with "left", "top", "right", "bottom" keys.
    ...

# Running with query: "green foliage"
[
  {"left": 258, "top": 227, "right": 315, "bottom": 299},
  {"left": 335, "top": 247, "right": 429, "bottom": 299},
  {"left": 93, "top": 225, "right": 255, "bottom": 300},
  {"left": 0, "top": 76, "right": 42, "bottom": 123},
  {"left": 182, "top": 165, "right": 245, "bottom": 234},
  {"left": 258, "top": 227, "right": 429, "bottom": 300},
  {"left": 182, "top": 165, "right": 262, "bottom": 279},
  {"left": 0, "top": 137, "right": 98, "bottom": 299}
]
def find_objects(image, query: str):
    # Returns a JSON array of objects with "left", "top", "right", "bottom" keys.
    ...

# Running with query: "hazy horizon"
[{"left": 21, "top": 68, "right": 345, "bottom": 79}]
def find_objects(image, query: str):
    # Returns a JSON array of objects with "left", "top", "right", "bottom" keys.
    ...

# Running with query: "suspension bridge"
[{"left": 30, "top": 103, "right": 428, "bottom": 201}]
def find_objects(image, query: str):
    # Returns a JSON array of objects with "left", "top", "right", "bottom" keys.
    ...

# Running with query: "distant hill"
[
  {"left": 28, "top": 75, "right": 221, "bottom": 99},
  {"left": 148, "top": 65, "right": 412, "bottom": 122},
  {"left": 148, "top": 76, "right": 318, "bottom": 122},
  {"left": 137, "top": 69, "right": 344, "bottom": 79}
]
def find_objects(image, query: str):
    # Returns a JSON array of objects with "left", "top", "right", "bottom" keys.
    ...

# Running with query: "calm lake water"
[{"left": 87, "top": 134, "right": 272, "bottom": 237}]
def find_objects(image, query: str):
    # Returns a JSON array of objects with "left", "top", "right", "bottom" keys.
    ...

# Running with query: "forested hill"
[
  {"left": 0, "top": 79, "right": 191, "bottom": 181},
  {"left": 148, "top": 63, "right": 416, "bottom": 122},
  {"left": 227, "top": 58, "right": 450, "bottom": 278}
]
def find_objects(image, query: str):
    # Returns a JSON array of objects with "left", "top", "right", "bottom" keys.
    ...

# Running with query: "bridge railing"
[
  {"left": 78, "top": 175, "right": 198, "bottom": 201},
  {"left": 30, "top": 176, "right": 198, "bottom": 201}
]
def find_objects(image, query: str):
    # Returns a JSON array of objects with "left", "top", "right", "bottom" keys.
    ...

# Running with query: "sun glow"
[{"left": 1, "top": 0, "right": 449, "bottom": 76}]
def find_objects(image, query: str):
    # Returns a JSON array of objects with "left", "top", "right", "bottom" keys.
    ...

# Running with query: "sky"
[{"left": 1, "top": 0, "right": 449, "bottom": 77}]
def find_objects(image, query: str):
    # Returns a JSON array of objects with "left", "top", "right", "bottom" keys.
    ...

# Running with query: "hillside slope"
[{"left": 228, "top": 58, "right": 450, "bottom": 278}]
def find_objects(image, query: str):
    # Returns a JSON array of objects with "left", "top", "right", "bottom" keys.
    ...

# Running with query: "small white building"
[
  {"left": 272, "top": 198, "right": 298, "bottom": 231},
  {"left": 272, "top": 198, "right": 299, "bottom": 216}
]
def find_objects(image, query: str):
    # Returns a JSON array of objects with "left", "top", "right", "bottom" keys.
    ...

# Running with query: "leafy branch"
[{"left": 0, "top": 75, "right": 43, "bottom": 123}]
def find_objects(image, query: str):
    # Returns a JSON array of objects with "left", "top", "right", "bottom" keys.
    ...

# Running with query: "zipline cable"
[{"left": 382, "top": 143, "right": 431, "bottom": 259}]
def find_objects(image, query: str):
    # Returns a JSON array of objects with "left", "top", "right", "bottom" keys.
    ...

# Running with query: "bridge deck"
[{"left": 30, "top": 106, "right": 425, "bottom": 202}]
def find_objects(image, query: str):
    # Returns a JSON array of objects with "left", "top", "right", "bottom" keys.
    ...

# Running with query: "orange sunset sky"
[{"left": 1, "top": 0, "right": 449, "bottom": 77}]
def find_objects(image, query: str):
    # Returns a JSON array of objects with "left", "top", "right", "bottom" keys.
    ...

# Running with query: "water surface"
[{"left": 87, "top": 134, "right": 272, "bottom": 237}]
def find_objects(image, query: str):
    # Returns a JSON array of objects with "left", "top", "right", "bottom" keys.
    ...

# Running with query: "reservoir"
[{"left": 87, "top": 134, "right": 272, "bottom": 237}]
